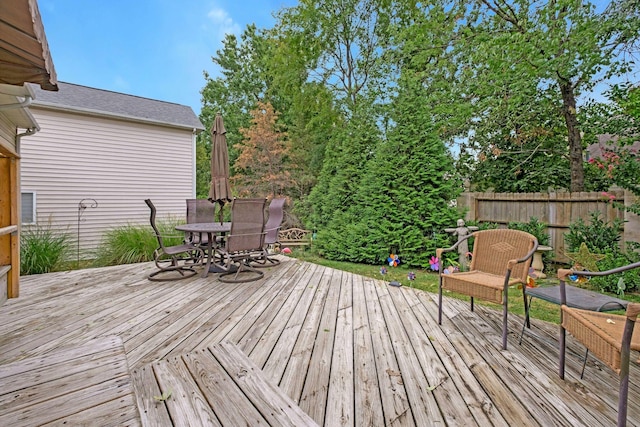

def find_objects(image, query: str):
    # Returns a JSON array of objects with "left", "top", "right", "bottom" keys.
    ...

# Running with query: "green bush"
[
  {"left": 564, "top": 211, "right": 622, "bottom": 253},
  {"left": 564, "top": 211, "right": 637, "bottom": 294},
  {"left": 508, "top": 217, "right": 550, "bottom": 246},
  {"left": 93, "top": 219, "right": 184, "bottom": 267},
  {"left": 590, "top": 247, "right": 640, "bottom": 294},
  {"left": 20, "top": 224, "right": 71, "bottom": 275},
  {"left": 508, "top": 217, "right": 552, "bottom": 262}
]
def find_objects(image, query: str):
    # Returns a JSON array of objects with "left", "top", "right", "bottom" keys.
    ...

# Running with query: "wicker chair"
[
  {"left": 214, "top": 198, "right": 267, "bottom": 283},
  {"left": 558, "top": 263, "right": 640, "bottom": 427},
  {"left": 185, "top": 199, "right": 216, "bottom": 245},
  {"left": 437, "top": 228, "right": 538, "bottom": 350},
  {"left": 251, "top": 197, "right": 286, "bottom": 267},
  {"left": 145, "top": 199, "right": 205, "bottom": 281}
]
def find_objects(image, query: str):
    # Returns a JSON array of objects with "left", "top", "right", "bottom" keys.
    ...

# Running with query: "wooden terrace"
[{"left": 0, "top": 257, "right": 638, "bottom": 426}]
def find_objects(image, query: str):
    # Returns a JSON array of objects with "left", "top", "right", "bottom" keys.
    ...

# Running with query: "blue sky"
[
  {"left": 38, "top": 0, "right": 298, "bottom": 115},
  {"left": 39, "top": 1, "right": 630, "bottom": 116}
]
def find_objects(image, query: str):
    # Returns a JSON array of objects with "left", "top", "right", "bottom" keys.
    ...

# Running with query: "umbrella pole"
[{"left": 218, "top": 202, "right": 225, "bottom": 224}]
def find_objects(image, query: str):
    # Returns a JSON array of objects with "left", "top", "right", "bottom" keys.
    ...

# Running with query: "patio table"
[
  {"left": 175, "top": 222, "right": 231, "bottom": 277},
  {"left": 519, "top": 282, "right": 628, "bottom": 344}
]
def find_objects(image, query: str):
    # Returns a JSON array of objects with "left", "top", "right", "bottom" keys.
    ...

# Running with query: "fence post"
[{"left": 457, "top": 192, "right": 476, "bottom": 221}]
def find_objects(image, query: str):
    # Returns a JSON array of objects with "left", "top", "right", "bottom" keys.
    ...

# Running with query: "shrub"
[
  {"left": 564, "top": 211, "right": 637, "bottom": 293},
  {"left": 590, "top": 247, "right": 640, "bottom": 294},
  {"left": 20, "top": 224, "right": 71, "bottom": 275},
  {"left": 508, "top": 217, "right": 550, "bottom": 246},
  {"left": 508, "top": 217, "right": 552, "bottom": 263},
  {"left": 93, "top": 219, "right": 184, "bottom": 267},
  {"left": 564, "top": 211, "right": 622, "bottom": 253}
]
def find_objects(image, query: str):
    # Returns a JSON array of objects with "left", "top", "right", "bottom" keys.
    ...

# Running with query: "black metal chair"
[
  {"left": 251, "top": 197, "right": 286, "bottom": 267},
  {"left": 214, "top": 198, "right": 267, "bottom": 283},
  {"left": 145, "top": 199, "right": 205, "bottom": 281}
]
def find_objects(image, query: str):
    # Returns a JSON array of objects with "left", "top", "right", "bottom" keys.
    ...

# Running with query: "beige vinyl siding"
[{"left": 20, "top": 108, "right": 196, "bottom": 258}]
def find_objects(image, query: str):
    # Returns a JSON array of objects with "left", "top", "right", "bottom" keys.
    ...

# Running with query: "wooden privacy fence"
[{"left": 457, "top": 190, "right": 640, "bottom": 263}]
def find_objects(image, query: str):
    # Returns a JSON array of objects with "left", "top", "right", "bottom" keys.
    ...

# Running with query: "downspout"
[
  {"left": 192, "top": 128, "right": 197, "bottom": 197},
  {"left": 16, "top": 127, "right": 39, "bottom": 154}
]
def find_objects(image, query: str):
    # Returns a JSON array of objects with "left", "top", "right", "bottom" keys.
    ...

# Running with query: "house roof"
[
  {"left": 587, "top": 134, "right": 640, "bottom": 160},
  {"left": 29, "top": 82, "right": 205, "bottom": 131},
  {"left": 0, "top": 0, "right": 57, "bottom": 91}
]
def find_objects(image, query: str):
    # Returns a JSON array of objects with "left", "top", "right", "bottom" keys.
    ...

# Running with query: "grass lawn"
[{"left": 292, "top": 251, "right": 640, "bottom": 325}]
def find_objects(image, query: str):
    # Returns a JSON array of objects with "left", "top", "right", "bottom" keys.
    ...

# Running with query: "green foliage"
[
  {"left": 564, "top": 211, "right": 623, "bottom": 254},
  {"left": 453, "top": 0, "right": 632, "bottom": 192},
  {"left": 508, "top": 217, "right": 552, "bottom": 263},
  {"left": 582, "top": 83, "right": 640, "bottom": 210},
  {"left": 508, "top": 217, "right": 550, "bottom": 247},
  {"left": 306, "top": 105, "right": 380, "bottom": 230},
  {"left": 314, "top": 31, "right": 462, "bottom": 267},
  {"left": 20, "top": 224, "right": 71, "bottom": 275},
  {"left": 563, "top": 210, "right": 640, "bottom": 293},
  {"left": 194, "top": 0, "right": 640, "bottom": 259},
  {"left": 590, "top": 248, "right": 640, "bottom": 294},
  {"left": 93, "top": 219, "right": 183, "bottom": 267}
]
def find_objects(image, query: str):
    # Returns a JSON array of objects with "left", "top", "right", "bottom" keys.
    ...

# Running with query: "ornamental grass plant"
[
  {"left": 20, "top": 224, "right": 71, "bottom": 275},
  {"left": 92, "top": 218, "right": 184, "bottom": 267}
]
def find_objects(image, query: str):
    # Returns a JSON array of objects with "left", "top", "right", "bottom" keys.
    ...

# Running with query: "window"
[{"left": 21, "top": 191, "right": 36, "bottom": 224}]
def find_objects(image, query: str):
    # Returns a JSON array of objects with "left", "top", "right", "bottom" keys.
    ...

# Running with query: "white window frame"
[{"left": 21, "top": 191, "right": 36, "bottom": 225}]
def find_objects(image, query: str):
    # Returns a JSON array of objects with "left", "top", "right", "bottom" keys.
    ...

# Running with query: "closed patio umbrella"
[{"left": 208, "top": 113, "right": 232, "bottom": 222}]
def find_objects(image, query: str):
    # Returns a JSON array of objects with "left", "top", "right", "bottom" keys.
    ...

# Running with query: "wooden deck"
[{"left": 0, "top": 257, "right": 638, "bottom": 426}]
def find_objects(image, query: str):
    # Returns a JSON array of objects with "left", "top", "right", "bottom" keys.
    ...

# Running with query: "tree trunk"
[{"left": 559, "top": 80, "right": 584, "bottom": 192}]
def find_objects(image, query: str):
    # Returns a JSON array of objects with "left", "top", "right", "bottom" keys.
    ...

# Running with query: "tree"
[
  {"left": 198, "top": 25, "right": 272, "bottom": 197},
  {"left": 233, "top": 101, "right": 293, "bottom": 198},
  {"left": 315, "top": 1, "right": 463, "bottom": 266},
  {"left": 264, "top": 23, "right": 342, "bottom": 202},
  {"left": 456, "top": 0, "right": 632, "bottom": 192},
  {"left": 583, "top": 83, "right": 640, "bottom": 213},
  {"left": 604, "top": 0, "right": 640, "bottom": 57},
  {"left": 277, "top": 0, "right": 387, "bottom": 107},
  {"left": 278, "top": 0, "right": 390, "bottom": 229}
]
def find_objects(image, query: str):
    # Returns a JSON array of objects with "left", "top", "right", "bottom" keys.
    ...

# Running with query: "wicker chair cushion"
[
  {"left": 562, "top": 306, "right": 640, "bottom": 373},
  {"left": 441, "top": 271, "right": 521, "bottom": 305}
]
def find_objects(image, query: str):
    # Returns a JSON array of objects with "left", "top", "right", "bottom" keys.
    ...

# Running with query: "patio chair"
[
  {"left": 558, "top": 262, "right": 640, "bottom": 427},
  {"left": 251, "top": 197, "right": 286, "bottom": 267},
  {"left": 145, "top": 199, "right": 205, "bottom": 282},
  {"left": 185, "top": 198, "right": 216, "bottom": 245},
  {"left": 213, "top": 198, "right": 267, "bottom": 283},
  {"left": 519, "top": 276, "right": 628, "bottom": 370},
  {"left": 437, "top": 228, "right": 538, "bottom": 350}
]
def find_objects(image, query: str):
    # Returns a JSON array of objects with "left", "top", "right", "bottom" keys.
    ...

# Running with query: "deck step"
[
  {"left": 0, "top": 335, "right": 140, "bottom": 426},
  {"left": 133, "top": 341, "right": 318, "bottom": 427}
]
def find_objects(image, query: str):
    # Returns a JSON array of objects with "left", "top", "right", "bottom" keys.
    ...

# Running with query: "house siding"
[{"left": 21, "top": 107, "right": 196, "bottom": 258}]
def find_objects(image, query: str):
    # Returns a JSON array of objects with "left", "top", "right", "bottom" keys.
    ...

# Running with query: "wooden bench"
[{"left": 277, "top": 228, "right": 312, "bottom": 248}]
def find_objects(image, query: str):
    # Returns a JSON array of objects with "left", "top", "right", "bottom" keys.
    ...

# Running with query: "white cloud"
[{"left": 207, "top": 7, "right": 241, "bottom": 41}]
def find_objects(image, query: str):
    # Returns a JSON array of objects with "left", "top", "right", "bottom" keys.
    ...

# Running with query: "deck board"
[
  {"left": 0, "top": 257, "right": 639, "bottom": 426},
  {"left": 0, "top": 335, "right": 139, "bottom": 426}
]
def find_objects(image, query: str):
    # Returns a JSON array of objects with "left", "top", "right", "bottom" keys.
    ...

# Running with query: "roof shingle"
[{"left": 29, "top": 82, "right": 204, "bottom": 131}]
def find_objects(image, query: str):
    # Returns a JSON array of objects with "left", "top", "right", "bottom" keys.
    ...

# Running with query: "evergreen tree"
[{"left": 315, "top": 2, "right": 463, "bottom": 266}]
